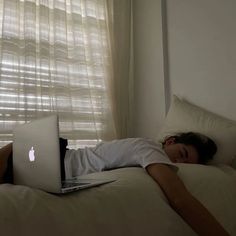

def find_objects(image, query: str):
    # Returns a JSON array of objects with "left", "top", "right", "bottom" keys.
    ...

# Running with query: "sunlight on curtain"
[
  {"left": 0, "top": 0, "right": 116, "bottom": 148},
  {"left": 106, "top": 0, "right": 133, "bottom": 138}
]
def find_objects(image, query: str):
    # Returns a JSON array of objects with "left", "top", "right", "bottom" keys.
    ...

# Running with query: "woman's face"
[{"left": 163, "top": 138, "right": 199, "bottom": 164}]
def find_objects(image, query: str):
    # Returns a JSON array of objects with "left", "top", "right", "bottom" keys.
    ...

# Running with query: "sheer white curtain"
[
  {"left": 106, "top": 0, "right": 134, "bottom": 138},
  {"left": 0, "top": 0, "right": 117, "bottom": 148}
]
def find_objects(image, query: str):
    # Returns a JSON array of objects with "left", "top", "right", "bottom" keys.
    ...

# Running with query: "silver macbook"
[{"left": 13, "top": 115, "right": 115, "bottom": 194}]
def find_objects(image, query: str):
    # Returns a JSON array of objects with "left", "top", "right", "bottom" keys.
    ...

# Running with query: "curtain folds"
[
  {"left": 0, "top": 0, "right": 133, "bottom": 147},
  {"left": 0, "top": 0, "right": 118, "bottom": 148},
  {"left": 106, "top": 0, "right": 134, "bottom": 139}
]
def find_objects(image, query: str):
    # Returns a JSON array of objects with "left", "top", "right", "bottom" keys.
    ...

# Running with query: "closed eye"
[
  {"left": 183, "top": 147, "right": 188, "bottom": 160},
  {"left": 179, "top": 150, "right": 184, "bottom": 158}
]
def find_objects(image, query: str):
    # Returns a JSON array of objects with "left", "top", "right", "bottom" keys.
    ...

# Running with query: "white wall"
[
  {"left": 166, "top": 0, "right": 236, "bottom": 121},
  {"left": 133, "top": 0, "right": 166, "bottom": 138},
  {"left": 133, "top": 0, "right": 236, "bottom": 138}
]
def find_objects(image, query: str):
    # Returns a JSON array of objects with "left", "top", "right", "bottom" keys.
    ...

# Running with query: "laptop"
[{"left": 12, "top": 115, "right": 115, "bottom": 194}]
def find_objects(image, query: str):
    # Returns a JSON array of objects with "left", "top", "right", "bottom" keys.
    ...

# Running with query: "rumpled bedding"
[{"left": 0, "top": 165, "right": 235, "bottom": 236}]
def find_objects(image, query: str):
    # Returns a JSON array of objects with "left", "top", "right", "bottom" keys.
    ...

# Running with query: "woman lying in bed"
[{"left": 0, "top": 132, "right": 229, "bottom": 236}]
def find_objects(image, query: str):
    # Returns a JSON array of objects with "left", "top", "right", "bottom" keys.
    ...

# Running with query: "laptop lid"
[{"left": 13, "top": 115, "right": 62, "bottom": 193}]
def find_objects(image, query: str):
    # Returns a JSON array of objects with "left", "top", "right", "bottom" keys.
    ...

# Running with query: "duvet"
[{"left": 0, "top": 165, "right": 235, "bottom": 236}]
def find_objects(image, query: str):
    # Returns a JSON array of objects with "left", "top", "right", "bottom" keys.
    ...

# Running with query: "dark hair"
[{"left": 165, "top": 132, "right": 217, "bottom": 164}]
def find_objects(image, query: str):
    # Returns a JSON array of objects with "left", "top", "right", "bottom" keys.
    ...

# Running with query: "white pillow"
[{"left": 158, "top": 95, "right": 236, "bottom": 165}]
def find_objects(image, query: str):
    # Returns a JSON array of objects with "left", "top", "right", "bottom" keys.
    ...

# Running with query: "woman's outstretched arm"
[{"left": 146, "top": 163, "right": 229, "bottom": 236}]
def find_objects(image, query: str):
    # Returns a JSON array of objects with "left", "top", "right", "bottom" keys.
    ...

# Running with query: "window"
[{"left": 0, "top": 0, "right": 116, "bottom": 148}]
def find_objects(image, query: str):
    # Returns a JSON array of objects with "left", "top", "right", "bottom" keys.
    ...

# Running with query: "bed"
[
  {"left": 1, "top": 95, "right": 236, "bottom": 236},
  {"left": 1, "top": 164, "right": 236, "bottom": 236}
]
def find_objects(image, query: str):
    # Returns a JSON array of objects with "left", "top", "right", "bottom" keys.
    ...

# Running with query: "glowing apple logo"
[{"left": 29, "top": 147, "right": 35, "bottom": 162}]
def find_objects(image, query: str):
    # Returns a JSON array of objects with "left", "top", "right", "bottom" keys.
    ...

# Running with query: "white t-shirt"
[{"left": 64, "top": 138, "right": 177, "bottom": 179}]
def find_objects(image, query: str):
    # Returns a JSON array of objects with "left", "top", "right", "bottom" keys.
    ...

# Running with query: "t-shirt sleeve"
[
  {"left": 136, "top": 141, "right": 178, "bottom": 172},
  {"left": 142, "top": 153, "right": 178, "bottom": 172}
]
